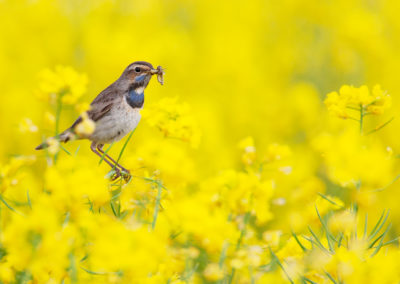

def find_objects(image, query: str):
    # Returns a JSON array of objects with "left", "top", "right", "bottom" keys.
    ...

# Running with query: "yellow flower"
[
  {"left": 324, "top": 85, "right": 391, "bottom": 119},
  {"left": 0, "top": 156, "right": 35, "bottom": 193},
  {"left": 75, "top": 102, "right": 91, "bottom": 113},
  {"left": 46, "top": 137, "right": 60, "bottom": 155},
  {"left": 277, "top": 237, "right": 309, "bottom": 259},
  {"left": 265, "top": 143, "right": 291, "bottom": 163},
  {"left": 328, "top": 210, "right": 356, "bottom": 236},
  {"left": 203, "top": 263, "right": 224, "bottom": 281},
  {"left": 44, "top": 155, "right": 110, "bottom": 210},
  {"left": 75, "top": 112, "right": 95, "bottom": 136},
  {"left": 142, "top": 97, "right": 201, "bottom": 148},
  {"left": 0, "top": 265, "right": 14, "bottom": 283},
  {"left": 19, "top": 117, "right": 38, "bottom": 133},
  {"left": 263, "top": 230, "right": 282, "bottom": 250},
  {"left": 315, "top": 195, "right": 344, "bottom": 212},
  {"left": 36, "top": 65, "right": 88, "bottom": 105},
  {"left": 230, "top": 258, "right": 245, "bottom": 269},
  {"left": 2, "top": 1, "right": 400, "bottom": 283},
  {"left": 238, "top": 136, "right": 256, "bottom": 165},
  {"left": 366, "top": 84, "right": 392, "bottom": 115},
  {"left": 3, "top": 197, "right": 70, "bottom": 279},
  {"left": 44, "top": 111, "right": 55, "bottom": 126},
  {"left": 312, "top": 130, "right": 395, "bottom": 190},
  {"left": 281, "top": 257, "right": 304, "bottom": 282},
  {"left": 324, "top": 91, "right": 348, "bottom": 118}
]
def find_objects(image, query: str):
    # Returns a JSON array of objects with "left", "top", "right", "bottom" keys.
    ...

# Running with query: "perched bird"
[{"left": 36, "top": 61, "right": 164, "bottom": 179}]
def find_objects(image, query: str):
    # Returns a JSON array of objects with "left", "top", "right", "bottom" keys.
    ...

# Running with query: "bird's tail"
[{"left": 35, "top": 130, "right": 73, "bottom": 150}]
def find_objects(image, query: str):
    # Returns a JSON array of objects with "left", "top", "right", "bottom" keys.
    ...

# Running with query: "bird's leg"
[
  {"left": 90, "top": 142, "right": 121, "bottom": 180},
  {"left": 97, "top": 144, "right": 131, "bottom": 174}
]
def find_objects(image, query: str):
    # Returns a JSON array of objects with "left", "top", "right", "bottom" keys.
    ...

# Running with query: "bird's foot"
[
  {"left": 120, "top": 170, "right": 132, "bottom": 182},
  {"left": 116, "top": 165, "right": 131, "bottom": 182},
  {"left": 117, "top": 165, "right": 130, "bottom": 175},
  {"left": 106, "top": 167, "right": 131, "bottom": 182},
  {"left": 105, "top": 167, "right": 121, "bottom": 181}
]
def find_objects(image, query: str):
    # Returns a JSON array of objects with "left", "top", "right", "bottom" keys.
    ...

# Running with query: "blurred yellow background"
[{"left": 1, "top": 0, "right": 400, "bottom": 283}]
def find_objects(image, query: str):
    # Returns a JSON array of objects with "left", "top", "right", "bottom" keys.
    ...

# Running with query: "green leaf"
[
  {"left": 80, "top": 266, "right": 108, "bottom": 275},
  {"left": 308, "top": 226, "right": 330, "bottom": 253},
  {"left": 369, "top": 210, "right": 389, "bottom": 241},
  {"left": 110, "top": 202, "right": 118, "bottom": 217},
  {"left": 151, "top": 181, "right": 163, "bottom": 230},
  {"left": 26, "top": 190, "right": 32, "bottom": 209},
  {"left": 269, "top": 248, "right": 294, "bottom": 284},
  {"left": 337, "top": 233, "right": 344, "bottom": 248},
  {"left": 315, "top": 206, "right": 335, "bottom": 252},
  {"left": 365, "top": 117, "right": 394, "bottom": 135},
  {"left": 303, "top": 277, "right": 318, "bottom": 284},
  {"left": 60, "top": 144, "right": 71, "bottom": 155},
  {"left": 292, "top": 231, "right": 307, "bottom": 252},
  {"left": 363, "top": 213, "right": 368, "bottom": 239},
  {"left": 98, "top": 143, "right": 114, "bottom": 165},
  {"left": 324, "top": 270, "right": 338, "bottom": 284},
  {"left": 219, "top": 242, "right": 229, "bottom": 268},
  {"left": 371, "top": 223, "right": 392, "bottom": 257},
  {"left": 317, "top": 193, "right": 343, "bottom": 208},
  {"left": 0, "top": 195, "right": 17, "bottom": 213},
  {"left": 113, "top": 129, "right": 136, "bottom": 170}
]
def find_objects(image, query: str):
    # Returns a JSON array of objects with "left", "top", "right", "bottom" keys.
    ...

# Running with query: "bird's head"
[{"left": 120, "top": 61, "right": 163, "bottom": 91}]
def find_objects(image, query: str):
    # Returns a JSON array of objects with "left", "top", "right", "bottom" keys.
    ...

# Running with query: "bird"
[{"left": 35, "top": 61, "right": 164, "bottom": 180}]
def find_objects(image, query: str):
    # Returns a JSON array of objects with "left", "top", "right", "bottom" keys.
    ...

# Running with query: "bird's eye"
[{"left": 134, "top": 67, "right": 141, "bottom": 73}]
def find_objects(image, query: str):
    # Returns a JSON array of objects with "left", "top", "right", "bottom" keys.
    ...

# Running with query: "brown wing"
[
  {"left": 70, "top": 82, "right": 121, "bottom": 129},
  {"left": 87, "top": 102, "right": 113, "bottom": 122}
]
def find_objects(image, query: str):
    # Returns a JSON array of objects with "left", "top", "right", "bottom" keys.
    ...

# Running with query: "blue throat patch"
[
  {"left": 126, "top": 87, "right": 144, "bottom": 109},
  {"left": 135, "top": 74, "right": 146, "bottom": 83}
]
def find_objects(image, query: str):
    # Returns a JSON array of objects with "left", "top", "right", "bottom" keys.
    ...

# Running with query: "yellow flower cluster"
[
  {"left": 238, "top": 136, "right": 256, "bottom": 165},
  {"left": 18, "top": 118, "right": 38, "bottom": 133},
  {"left": 0, "top": 156, "right": 35, "bottom": 194},
  {"left": 75, "top": 111, "right": 96, "bottom": 136},
  {"left": 36, "top": 65, "right": 88, "bottom": 105},
  {"left": 1, "top": 0, "right": 400, "bottom": 283},
  {"left": 325, "top": 85, "right": 391, "bottom": 118},
  {"left": 142, "top": 97, "right": 201, "bottom": 148}
]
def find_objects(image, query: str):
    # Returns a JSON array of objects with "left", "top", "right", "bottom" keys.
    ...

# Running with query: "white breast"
[{"left": 89, "top": 98, "right": 142, "bottom": 144}]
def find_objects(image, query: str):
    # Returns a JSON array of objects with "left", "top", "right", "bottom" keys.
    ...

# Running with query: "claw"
[
  {"left": 111, "top": 173, "right": 121, "bottom": 181},
  {"left": 107, "top": 168, "right": 121, "bottom": 181},
  {"left": 121, "top": 171, "right": 132, "bottom": 182},
  {"left": 107, "top": 168, "right": 132, "bottom": 182}
]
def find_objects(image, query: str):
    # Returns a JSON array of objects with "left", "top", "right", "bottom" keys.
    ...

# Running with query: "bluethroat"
[{"left": 36, "top": 61, "right": 164, "bottom": 180}]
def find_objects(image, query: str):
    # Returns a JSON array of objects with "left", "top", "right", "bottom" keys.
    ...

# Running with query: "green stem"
[
  {"left": 54, "top": 92, "right": 64, "bottom": 164},
  {"left": 235, "top": 212, "right": 250, "bottom": 250},
  {"left": 151, "top": 181, "right": 163, "bottom": 230},
  {"left": 99, "top": 143, "right": 114, "bottom": 165},
  {"left": 111, "top": 129, "right": 136, "bottom": 173},
  {"left": 228, "top": 212, "right": 251, "bottom": 283},
  {"left": 55, "top": 95, "right": 62, "bottom": 136},
  {"left": 359, "top": 104, "right": 364, "bottom": 135}
]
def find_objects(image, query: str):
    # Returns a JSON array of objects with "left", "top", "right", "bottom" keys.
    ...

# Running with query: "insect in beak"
[{"left": 150, "top": 66, "right": 164, "bottom": 85}]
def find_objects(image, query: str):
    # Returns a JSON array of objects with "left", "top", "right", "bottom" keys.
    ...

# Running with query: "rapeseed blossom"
[
  {"left": 238, "top": 136, "right": 256, "bottom": 165},
  {"left": 36, "top": 65, "right": 88, "bottom": 105},
  {"left": 325, "top": 85, "right": 392, "bottom": 119},
  {"left": 45, "top": 137, "right": 60, "bottom": 155},
  {"left": 142, "top": 97, "right": 201, "bottom": 148},
  {"left": 74, "top": 111, "right": 96, "bottom": 136},
  {"left": 1, "top": 0, "right": 400, "bottom": 283},
  {"left": 18, "top": 118, "right": 38, "bottom": 133}
]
